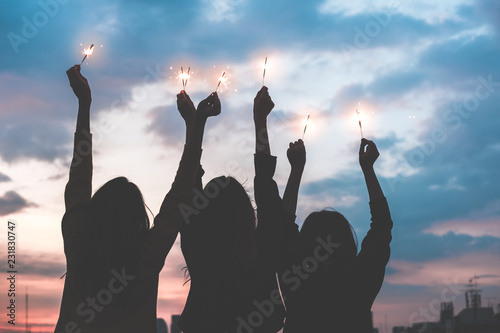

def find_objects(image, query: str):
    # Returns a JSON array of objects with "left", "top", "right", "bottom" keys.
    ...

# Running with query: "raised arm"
[
  {"left": 283, "top": 139, "right": 306, "bottom": 216},
  {"left": 254, "top": 86, "right": 274, "bottom": 155},
  {"left": 144, "top": 91, "right": 220, "bottom": 271},
  {"left": 156, "top": 91, "right": 220, "bottom": 226},
  {"left": 253, "top": 87, "right": 284, "bottom": 270},
  {"left": 359, "top": 138, "right": 384, "bottom": 202},
  {"left": 64, "top": 65, "right": 92, "bottom": 212},
  {"left": 357, "top": 138, "right": 393, "bottom": 279}
]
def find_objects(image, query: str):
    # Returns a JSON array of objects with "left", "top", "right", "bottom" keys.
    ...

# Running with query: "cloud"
[
  {"left": 424, "top": 217, "right": 500, "bottom": 238},
  {"left": 319, "top": 0, "right": 474, "bottom": 24},
  {"left": 146, "top": 105, "right": 187, "bottom": 147},
  {"left": 0, "top": 172, "right": 11, "bottom": 182},
  {"left": 386, "top": 251, "right": 500, "bottom": 286},
  {"left": 20, "top": 252, "right": 66, "bottom": 278},
  {"left": 0, "top": 191, "right": 37, "bottom": 216}
]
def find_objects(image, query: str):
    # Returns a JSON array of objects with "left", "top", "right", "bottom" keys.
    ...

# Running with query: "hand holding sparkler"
[
  {"left": 253, "top": 86, "right": 274, "bottom": 121},
  {"left": 359, "top": 138, "right": 379, "bottom": 171},
  {"left": 66, "top": 65, "right": 91, "bottom": 103},
  {"left": 197, "top": 92, "right": 221, "bottom": 119},
  {"left": 283, "top": 139, "right": 306, "bottom": 216},
  {"left": 287, "top": 139, "right": 306, "bottom": 170},
  {"left": 177, "top": 91, "right": 196, "bottom": 130},
  {"left": 359, "top": 138, "right": 384, "bottom": 201}
]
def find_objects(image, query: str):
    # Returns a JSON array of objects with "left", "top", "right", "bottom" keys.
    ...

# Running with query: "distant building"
[
  {"left": 393, "top": 326, "right": 412, "bottom": 333},
  {"left": 171, "top": 314, "right": 182, "bottom": 333},
  {"left": 157, "top": 318, "right": 168, "bottom": 333},
  {"left": 406, "top": 277, "right": 500, "bottom": 333}
]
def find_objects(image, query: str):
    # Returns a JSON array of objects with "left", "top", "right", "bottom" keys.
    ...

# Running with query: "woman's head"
[
  {"left": 85, "top": 177, "right": 150, "bottom": 270},
  {"left": 194, "top": 176, "right": 256, "bottom": 265},
  {"left": 299, "top": 210, "right": 358, "bottom": 272}
]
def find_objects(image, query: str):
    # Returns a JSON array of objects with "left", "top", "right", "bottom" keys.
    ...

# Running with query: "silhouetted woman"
[
  {"left": 279, "top": 138, "right": 393, "bottom": 333},
  {"left": 55, "top": 65, "right": 219, "bottom": 333},
  {"left": 177, "top": 87, "right": 286, "bottom": 333}
]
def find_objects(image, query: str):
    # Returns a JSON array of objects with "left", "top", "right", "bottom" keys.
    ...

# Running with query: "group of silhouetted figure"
[{"left": 55, "top": 65, "right": 393, "bottom": 333}]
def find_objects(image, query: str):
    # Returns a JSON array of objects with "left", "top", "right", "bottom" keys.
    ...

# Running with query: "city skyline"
[{"left": 1, "top": 0, "right": 500, "bottom": 332}]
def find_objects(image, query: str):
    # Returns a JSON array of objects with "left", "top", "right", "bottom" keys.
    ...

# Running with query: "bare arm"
[{"left": 283, "top": 139, "right": 306, "bottom": 216}]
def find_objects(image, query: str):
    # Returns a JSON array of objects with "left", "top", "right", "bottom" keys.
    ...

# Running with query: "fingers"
[
  {"left": 212, "top": 92, "right": 221, "bottom": 108},
  {"left": 66, "top": 65, "right": 77, "bottom": 79},
  {"left": 359, "top": 140, "right": 366, "bottom": 156},
  {"left": 255, "top": 86, "right": 270, "bottom": 101},
  {"left": 67, "top": 65, "right": 86, "bottom": 84},
  {"left": 288, "top": 140, "right": 306, "bottom": 155}
]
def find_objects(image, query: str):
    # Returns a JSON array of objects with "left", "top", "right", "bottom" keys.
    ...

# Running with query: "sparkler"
[
  {"left": 355, "top": 107, "right": 364, "bottom": 138},
  {"left": 80, "top": 44, "right": 94, "bottom": 65},
  {"left": 178, "top": 67, "right": 191, "bottom": 91},
  {"left": 215, "top": 71, "right": 226, "bottom": 92},
  {"left": 302, "top": 113, "right": 310, "bottom": 139},
  {"left": 262, "top": 57, "right": 268, "bottom": 86}
]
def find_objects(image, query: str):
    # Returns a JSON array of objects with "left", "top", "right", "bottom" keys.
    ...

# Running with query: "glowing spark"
[
  {"left": 80, "top": 44, "right": 94, "bottom": 65},
  {"left": 216, "top": 71, "right": 228, "bottom": 91},
  {"left": 178, "top": 67, "right": 191, "bottom": 91},
  {"left": 355, "top": 107, "right": 364, "bottom": 138},
  {"left": 262, "top": 57, "right": 268, "bottom": 86},
  {"left": 302, "top": 113, "right": 310, "bottom": 139}
]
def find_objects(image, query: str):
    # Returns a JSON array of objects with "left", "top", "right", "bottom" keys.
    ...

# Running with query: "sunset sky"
[{"left": 1, "top": 0, "right": 500, "bottom": 332}]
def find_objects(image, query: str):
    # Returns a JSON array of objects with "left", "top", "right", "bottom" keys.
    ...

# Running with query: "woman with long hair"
[
  {"left": 279, "top": 138, "right": 393, "bottom": 332},
  {"left": 177, "top": 86, "right": 286, "bottom": 333},
  {"left": 55, "top": 65, "right": 219, "bottom": 333}
]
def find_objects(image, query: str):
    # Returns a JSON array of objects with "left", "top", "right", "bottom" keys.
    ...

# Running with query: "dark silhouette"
[
  {"left": 178, "top": 87, "right": 286, "bottom": 333},
  {"left": 55, "top": 66, "right": 217, "bottom": 333},
  {"left": 280, "top": 138, "right": 393, "bottom": 333}
]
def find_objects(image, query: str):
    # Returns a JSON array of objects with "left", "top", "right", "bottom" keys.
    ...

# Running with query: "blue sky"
[{"left": 1, "top": 0, "right": 499, "bottom": 331}]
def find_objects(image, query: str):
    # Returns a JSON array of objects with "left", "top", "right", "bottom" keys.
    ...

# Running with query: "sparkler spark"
[
  {"left": 355, "top": 107, "right": 364, "bottom": 138},
  {"left": 215, "top": 71, "right": 228, "bottom": 91},
  {"left": 80, "top": 44, "right": 94, "bottom": 65},
  {"left": 302, "top": 113, "right": 310, "bottom": 139},
  {"left": 178, "top": 67, "right": 191, "bottom": 91},
  {"left": 262, "top": 57, "right": 268, "bottom": 86}
]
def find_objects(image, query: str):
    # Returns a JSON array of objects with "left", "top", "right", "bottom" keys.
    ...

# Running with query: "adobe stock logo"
[{"left": 7, "top": 0, "right": 70, "bottom": 54}]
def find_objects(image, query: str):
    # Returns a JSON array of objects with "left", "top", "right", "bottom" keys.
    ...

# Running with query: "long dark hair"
[
  {"left": 202, "top": 176, "right": 256, "bottom": 264},
  {"left": 184, "top": 176, "right": 256, "bottom": 276},
  {"left": 77, "top": 177, "right": 150, "bottom": 289},
  {"left": 300, "top": 209, "right": 358, "bottom": 267}
]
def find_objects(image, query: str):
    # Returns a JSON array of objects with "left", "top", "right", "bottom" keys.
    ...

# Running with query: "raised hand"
[
  {"left": 359, "top": 138, "right": 380, "bottom": 171},
  {"left": 287, "top": 139, "right": 306, "bottom": 170},
  {"left": 253, "top": 86, "right": 274, "bottom": 121},
  {"left": 177, "top": 91, "right": 196, "bottom": 125},
  {"left": 66, "top": 65, "right": 91, "bottom": 103},
  {"left": 197, "top": 92, "right": 221, "bottom": 119}
]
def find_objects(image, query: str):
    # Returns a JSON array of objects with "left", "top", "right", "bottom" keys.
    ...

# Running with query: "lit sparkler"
[
  {"left": 178, "top": 67, "right": 191, "bottom": 91},
  {"left": 80, "top": 44, "right": 94, "bottom": 65},
  {"left": 262, "top": 57, "right": 268, "bottom": 86},
  {"left": 215, "top": 71, "right": 227, "bottom": 92},
  {"left": 355, "top": 107, "right": 364, "bottom": 138},
  {"left": 302, "top": 113, "right": 310, "bottom": 139}
]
